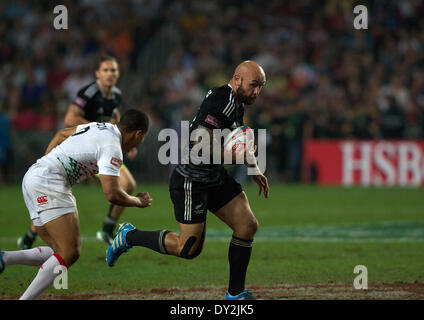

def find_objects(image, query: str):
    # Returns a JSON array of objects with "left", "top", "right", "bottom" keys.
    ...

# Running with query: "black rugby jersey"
[
  {"left": 72, "top": 81, "right": 122, "bottom": 122},
  {"left": 176, "top": 84, "right": 244, "bottom": 183}
]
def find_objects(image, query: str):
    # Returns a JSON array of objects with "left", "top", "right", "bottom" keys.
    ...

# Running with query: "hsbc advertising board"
[{"left": 302, "top": 140, "right": 424, "bottom": 187}]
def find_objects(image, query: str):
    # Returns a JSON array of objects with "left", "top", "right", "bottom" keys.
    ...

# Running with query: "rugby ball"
[{"left": 223, "top": 126, "right": 254, "bottom": 154}]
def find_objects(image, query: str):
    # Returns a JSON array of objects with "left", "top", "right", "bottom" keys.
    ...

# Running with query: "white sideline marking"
[{"left": 2, "top": 221, "right": 424, "bottom": 244}]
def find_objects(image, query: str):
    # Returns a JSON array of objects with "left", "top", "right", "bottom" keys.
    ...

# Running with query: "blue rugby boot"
[
  {"left": 225, "top": 289, "right": 256, "bottom": 300},
  {"left": 107, "top": 222, "right": 135, "bottom": 267}
]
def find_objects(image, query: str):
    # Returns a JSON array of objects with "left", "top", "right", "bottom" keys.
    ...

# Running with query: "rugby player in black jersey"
[
  {"left": 107, "top": 61, "right": 269, "bottom": 300},
  {"left": 18, "top": 54, "right": 138, "bottom": 248}
]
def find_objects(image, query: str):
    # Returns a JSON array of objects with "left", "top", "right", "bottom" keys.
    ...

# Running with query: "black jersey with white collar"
[{"left": 72, "top": 81, "right": 122, "bottom": 122}]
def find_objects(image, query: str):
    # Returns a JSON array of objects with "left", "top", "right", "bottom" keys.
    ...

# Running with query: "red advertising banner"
[{"left": 302, "top": 140, "right": 424, "bottom": 186}]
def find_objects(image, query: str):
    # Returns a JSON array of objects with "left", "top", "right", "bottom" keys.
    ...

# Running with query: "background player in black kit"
[
  {"left": 107, "top": 61, "right": 269, "bottom": 300},
  {"left": 18, "top": 54, "right": 138, "bottom": 248}
]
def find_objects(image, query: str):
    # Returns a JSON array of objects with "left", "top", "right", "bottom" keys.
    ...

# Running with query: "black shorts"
[{"left": 169, "top": 168, "right": 243, "bottom": 224}]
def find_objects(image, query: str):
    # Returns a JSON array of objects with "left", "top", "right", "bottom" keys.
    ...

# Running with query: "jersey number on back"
[
  {"left": 96, "top": 123, "right": 107, "bottom": 130},
  {"left": 72, "top": 126, "right": 90, "bottom": 136}
]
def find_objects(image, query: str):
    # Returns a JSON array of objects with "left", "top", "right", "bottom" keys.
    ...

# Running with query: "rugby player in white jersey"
[
  {"left": 18, "top": 54, "right": 135, "bottom": 248},
  {"left": 0, "top": 109, "right": 151, "bottom": 300}
]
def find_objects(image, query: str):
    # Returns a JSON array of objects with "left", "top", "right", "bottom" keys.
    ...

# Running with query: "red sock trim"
[{"left": 53, "top": 253, "right": 68, "bottom": 268}]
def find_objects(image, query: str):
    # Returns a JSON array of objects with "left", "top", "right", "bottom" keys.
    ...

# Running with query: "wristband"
[{"left": 246, "top": 163, "right": 262, "bottom": 175}]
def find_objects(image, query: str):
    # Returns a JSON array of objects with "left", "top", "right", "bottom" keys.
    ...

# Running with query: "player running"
[
  {"left": 107, "top": 61, "right": 269, "bottom": 300},
  {"left": 0, "top": 109, "right": 151, "bottom": 300},
  {"left": 18, "top": 54, "right": 136, "bottom": 248}
]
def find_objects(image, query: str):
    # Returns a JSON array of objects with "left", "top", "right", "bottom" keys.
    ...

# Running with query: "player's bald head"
[
  {"left": 233, "top": 61, "right": 266, "bottom": 84},
  {"left": 231, "top": 60, "right": 266, "bottom": 105}
]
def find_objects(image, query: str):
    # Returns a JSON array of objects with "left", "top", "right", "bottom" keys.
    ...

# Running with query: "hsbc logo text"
[
  {"left": 303, "top": 140, "right": 424, "bottom": 187},
  {"left": 341, "top": 141, "right": 424, "bottom": 187}
]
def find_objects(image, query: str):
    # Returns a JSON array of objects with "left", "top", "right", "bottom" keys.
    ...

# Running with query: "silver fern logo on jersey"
[{"left": 158, "top": 121, "right": 267, "bottom": 176}]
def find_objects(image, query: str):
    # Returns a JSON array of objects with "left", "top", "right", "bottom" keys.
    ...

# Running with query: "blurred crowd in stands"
[{"left": 1, "top": 0, "right": 424, "bottom": 182}]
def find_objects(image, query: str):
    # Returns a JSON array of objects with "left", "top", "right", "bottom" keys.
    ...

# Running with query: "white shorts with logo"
[{"left": 22, "top": 163, "right": 78, "bottom": 227}]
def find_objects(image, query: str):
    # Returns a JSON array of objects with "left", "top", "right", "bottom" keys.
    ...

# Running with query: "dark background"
[{"left": 1, "top": 0, "right": 423, "bottom": 183}]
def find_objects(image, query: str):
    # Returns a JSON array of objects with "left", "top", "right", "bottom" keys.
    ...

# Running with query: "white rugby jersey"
[{"left": 37, "top": 122, "right": 123, "bottom": 186}]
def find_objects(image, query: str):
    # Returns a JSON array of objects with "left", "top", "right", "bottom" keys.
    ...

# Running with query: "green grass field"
[{"left": 1, "top": 183, "right": 424, "bottom": 299}]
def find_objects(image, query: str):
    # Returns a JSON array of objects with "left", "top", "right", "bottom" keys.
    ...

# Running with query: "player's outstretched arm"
[
  {"left": 64, "top": 104, "right": 90, "bottom": 127},
  {"left": 44, "top": 127, "right": 77, "bottom": 155},
  {"left": 99, "top": 174, "right": 152, "bottom": 208}
]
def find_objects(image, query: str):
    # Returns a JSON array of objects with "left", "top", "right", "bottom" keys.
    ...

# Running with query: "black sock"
[
  {"left": 23, "top": 229, "right": 37, "bottom": 246},
  {"left": 228, "top": 236, "right": 253, "bottom": 296},
  {"left": 126, "top": 229, "right": 170, "bottom": 254},
  {"left": 103, "top": 204, "right": 117, "bottom": 235}
]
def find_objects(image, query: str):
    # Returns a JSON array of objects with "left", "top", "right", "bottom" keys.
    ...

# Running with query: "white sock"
[
  {"left": 2, "top": 247, "right": 54, "bottom": 267},
  {"left": 19, "top": 253, "right": 67, "bottom": 300}
]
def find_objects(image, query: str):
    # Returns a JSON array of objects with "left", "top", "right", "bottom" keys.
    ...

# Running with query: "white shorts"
[{"left": 22, "top": 163, "right": 78, "bottom": 227}]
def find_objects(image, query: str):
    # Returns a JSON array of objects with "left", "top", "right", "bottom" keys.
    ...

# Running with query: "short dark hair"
[
  {"left": 118, "top": 109, "right": 149, "bottom": 133},
  {"left": 97, "top": 53, "right": 118, "bottom": 70}
]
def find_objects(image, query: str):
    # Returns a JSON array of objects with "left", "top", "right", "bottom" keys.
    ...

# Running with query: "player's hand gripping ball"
[{"left": 223, "top": 126, "right": 255, "bottom": 155}]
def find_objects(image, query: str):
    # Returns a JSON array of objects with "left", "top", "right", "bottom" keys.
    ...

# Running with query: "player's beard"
[{"left": 236, "top": 86, "right": 256, "bottom": 105}]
